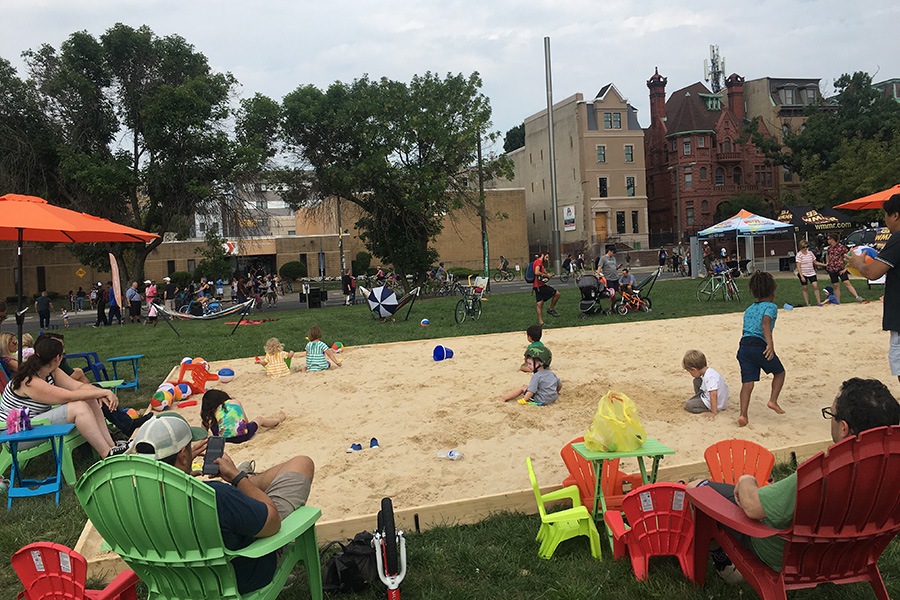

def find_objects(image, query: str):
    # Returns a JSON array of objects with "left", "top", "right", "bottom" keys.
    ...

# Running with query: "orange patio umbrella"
[
  {"left": 0, "top": 194, "right": 159, "bottom": 362},
  {"left": 834, "top": 184, "right": 900, "bottom": 210}
]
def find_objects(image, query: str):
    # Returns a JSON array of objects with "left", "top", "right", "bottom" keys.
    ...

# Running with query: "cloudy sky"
[{"left": 3, "top": 0, "right": 897, "bottom": 150}]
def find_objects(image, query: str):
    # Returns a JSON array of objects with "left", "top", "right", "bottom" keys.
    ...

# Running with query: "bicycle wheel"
[
  {"left": 616, "top": 302, "right": 628, "bottom": 315},
  {"left": 697, "top": 278, "right": 715, "bottom": 302},
  {"left": 727, "top": 280, "right": 740, "bottom": 301},
  {"left": 640, "top": 297, "right": 652, "bottom": 312},
  {"left": 504, "top": 271, "right": 515, "bottom": 282},
  {"left": 493, "top": 272, "right": 503, "bottom": 282},
  {"left": 574, "top": 271, "right": 583, "bottom": 283},
  {"left": 472, "top": 298, "right": 482, "bottom": 321},
  {"left": 454, "top": 299, "right": 468, "bottom": 324},
  {"left": 379, "top": 497, "right": 399, "bottom": 575}
]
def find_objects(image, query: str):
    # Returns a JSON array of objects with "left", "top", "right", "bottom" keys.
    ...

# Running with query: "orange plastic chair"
[
  {"left": 560, "top": 436, "right": 644, "bottom": 511},
  {"left": 12, "top": 541, "right": 139, "bottom": 600},
  {"left": 704, "top": 439, "right": 775, "bottom": 487},
  {"left": 604, "top": 483, "right": 694, "bottom": 581},
  {"left": 689, "top": 426, "right": 900, "bottom": 599},
  {"left": 175, "top": 362, "right": 220, "bottom": 396}
]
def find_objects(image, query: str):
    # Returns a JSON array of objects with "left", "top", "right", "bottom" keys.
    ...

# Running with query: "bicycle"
[
  {"left": 493, "top": 269, "right": 515, "bottom": 282},
  {"left": 697, "top": 267, "right": 741, "bottom": 302},
  {"left": 278, "top": 280, "right": 293, "bottom": 295},
  {"left": 454, "top": 284, "right": 483, "bottom": 324}
]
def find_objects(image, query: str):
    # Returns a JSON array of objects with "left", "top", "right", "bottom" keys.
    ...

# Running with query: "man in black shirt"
[{"left": 163, "top": 277, "right": 177, "bottom": 311}]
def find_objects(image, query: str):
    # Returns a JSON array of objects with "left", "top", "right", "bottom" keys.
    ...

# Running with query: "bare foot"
[
  {"left": 767, "top": 402, "right": 786, "bottom": 414},
  {"left": 737, "top": 415, "right": 748, "bottom": 427}
]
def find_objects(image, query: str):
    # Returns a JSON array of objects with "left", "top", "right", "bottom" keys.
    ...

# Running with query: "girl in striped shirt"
[{"left": 305, "top": 325, "right": 342, "bottom": 372}]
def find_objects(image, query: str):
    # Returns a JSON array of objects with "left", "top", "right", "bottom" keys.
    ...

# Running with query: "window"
[
  {"left": 701, "top": 200, "right": 709, "bottom": 213},
  {"left": 612, "top": 112, "right": 621, "bottom": 128},
  {"left": 598, "top": 177, "right": 608, "bottom": 198},
  {"left": 723, "top": 138, "right": 732, "bottom": 152},
  {"left": 684, "top": 167, "right": 693, "bottom": 190},
  {"left": 699, "top": 166, "right": 708, "bottom": 180},
  {"left": 631, "top": 210, "right": 639, "bottom": 234},
  {"left": 256, "top": 199, "right": 268, "bottom": 210},
  {"left": 596, "top": 145, "right": 606, "bottom": 163},
  {"left": 603, "top": 112, "right": 612, "bottom": 129},
  {"left": 732, "top": 167, "right": 742, "bottom": 185},
  {"left": 697, "top": 136, "right": 706, "bottom": 148},
  {"left": 686, "top": 208, "right": 695, "bottom": 226},
  {"left": 199, "top": 222, "right": 206, "bottom": 233},
  {"left": 626, "top": 176, "right": 635, "bottom": 197},
  {"left": 782, "top": 124, "right": 790, "bottom": 138},
  {"left": 624, "top": 144, "right": 634, "bottom": 162},
  {"left": 616, "top": 211, "right": 626, "bottom": 234},
  {"left": 715, "top": 167, "right": 725, "bottom": 186},
  {"left": 187, "top": 259, "right": 196, "bottom": 273},
  {"left": 805, "top": 88, "right": 816, "bottom": 103},
  {"left": 783, "top": 167, "right": 793, "bottom": 182},
  {"left": 784, "top": 88, "right": 795, "bottom": 105},
  {"left": 288, "top": 230, "right": 296, "bottom": 236},
  {"left": 166, "top": 260, "right": 175, "bottom": 275},
  {"left": 683, "top": 138, "right": 692, "bottom": 155},
  {"left": 671, "top": 140, "right": 677, "bottom": 152},
  {"left": 210, "top": 222, "right": 219, "bottom": 234}
]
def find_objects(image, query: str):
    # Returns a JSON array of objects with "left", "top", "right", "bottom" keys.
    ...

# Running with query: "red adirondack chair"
[
  {"left": 174, "top": 362, "right": 219, "bottom": 396},
  {"left": 560, "top": 436, "right": 644, "bottom": 512},
  {"left": 604, "top": 482, "right": 694, "bottom": 581},
  {"left": 12, "top": 542, "right": 139, "bottom": 600},
  {"left": 704, "top": 439, "right": 775, "bottom": 486},
  {"left": 688, "top": 426, "right": 900, "bottom": 600}
]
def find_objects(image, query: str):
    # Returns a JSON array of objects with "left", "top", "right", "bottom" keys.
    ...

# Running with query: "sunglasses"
[{"left": 821, "top": 407, "right": 842, "bottom": 420}]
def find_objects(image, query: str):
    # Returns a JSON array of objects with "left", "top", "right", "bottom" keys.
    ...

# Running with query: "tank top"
[{"left": 0, "top": 373, "right": 56, "bottom": 419}]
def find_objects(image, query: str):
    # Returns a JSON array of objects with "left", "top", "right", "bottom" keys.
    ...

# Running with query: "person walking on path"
[
  {"left": 532, "top": 252, "right": 560, "bottom": 326},
  {"left": 94, "top": 283, "right": 108, "bottom": 327},
  {"left": 107, "top": 282, "right": 123, "bottom": 325},
  {"left": 34, "top": 291, "right": 53, "bottom": 329}
]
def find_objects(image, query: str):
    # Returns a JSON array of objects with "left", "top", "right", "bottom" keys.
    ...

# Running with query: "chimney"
[
  {"left": 647, "top": 67, "right": 668, "bottom": 124},
  {"left": 725, "top": 73, "right": 745, "bottom": 120}
]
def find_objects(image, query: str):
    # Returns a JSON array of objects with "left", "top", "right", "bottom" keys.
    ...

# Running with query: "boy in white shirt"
[{"left": 682, "top": 349, "right": 729, "bottom": 419}]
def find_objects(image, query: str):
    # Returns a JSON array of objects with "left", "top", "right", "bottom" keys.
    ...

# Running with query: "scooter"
[{"left": 372, "top": 497, "right": 407, "bottom": 600}]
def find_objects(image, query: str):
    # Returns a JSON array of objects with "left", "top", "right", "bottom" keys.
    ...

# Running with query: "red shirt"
[
  {"left": 532, "top": 258, "right": 546, "bottom": 289},
  {"left": 825, "top": 243, "right": 848, "bottom": 273}
]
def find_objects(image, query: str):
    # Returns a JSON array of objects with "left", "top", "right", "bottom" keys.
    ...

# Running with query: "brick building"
[{"left": 644, "top": 68, "right": 779, "bottom": 245}]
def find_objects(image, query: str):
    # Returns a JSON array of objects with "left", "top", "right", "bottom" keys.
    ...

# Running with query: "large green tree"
[
  {"left": 280, "top": 72, "right": 510, "bottom": 288},
  {"left": 0, "top": 24, "right": 278, "bottom": 280}
]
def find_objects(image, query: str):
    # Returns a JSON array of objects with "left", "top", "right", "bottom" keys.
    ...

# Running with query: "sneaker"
[
  {"left": 547, "top": 309, "right": 560, "bottom": 317},
  {"left": 370, "top": 437, "right": 380, "bottom": 449},
  {"left": 856, "top": 296, "right": 864, "bottom": 302},
  {"left": 236, "top": 460, "right": 256, "bottom": 474},
  {"left": 346, "top": 443, "right": 362, "bottom": 453},
  {"left": 108, "top": 440, "right": 133, "bottom": 456},
  {"left": 711, "top": 548, "right": 744, "bottom": 584},
  {"left": 114, "top": 439, "right": 132, "bottom": 448}
]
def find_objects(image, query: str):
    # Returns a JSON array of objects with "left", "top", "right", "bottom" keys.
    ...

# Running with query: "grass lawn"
[{"left": 2, "top": 274, "right": 896, "bottom": 599}]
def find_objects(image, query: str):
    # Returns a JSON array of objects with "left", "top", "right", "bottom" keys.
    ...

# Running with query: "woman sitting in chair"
[{"left": 0, "top": 335, "right": 130, "bottom": 458}]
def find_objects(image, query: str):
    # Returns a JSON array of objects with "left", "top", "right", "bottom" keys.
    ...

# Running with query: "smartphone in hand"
[{"left": 203, "top": 436, "right": 225, "bottom": 476}]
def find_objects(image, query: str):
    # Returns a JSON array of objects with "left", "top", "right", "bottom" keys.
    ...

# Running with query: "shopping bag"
[{"left": 584, "top": 391, "right": 647, "bottom": 452}]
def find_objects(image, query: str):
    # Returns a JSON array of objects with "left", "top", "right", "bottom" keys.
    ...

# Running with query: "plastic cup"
[
  {"left": 433, "top": 345, "right": 454, "bottom": 361},
  {"left": 782, "top": 303, "right": 794, "bottom": 310}
]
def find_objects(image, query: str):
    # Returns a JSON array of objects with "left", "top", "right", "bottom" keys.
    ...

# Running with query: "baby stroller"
[
  {"left": 577, "top": 275, "right": 613, "bottom": 318},
  {"left": 615, "top": 267, "right": 661, "bottom": 315}
]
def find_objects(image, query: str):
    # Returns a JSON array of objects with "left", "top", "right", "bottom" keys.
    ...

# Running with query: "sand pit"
[{"left": 168, "top": 301, "right": 891, "bottom": 524}]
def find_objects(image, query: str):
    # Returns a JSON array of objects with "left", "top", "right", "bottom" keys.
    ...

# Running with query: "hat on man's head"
[
  {"left": 132, "top": 413, "right": 207, "bottom": 460},
  {"left": 144, "top": 280, "right": 152, "bottom": 284},
  {"left": 163, "top": 276, "right": 171, "bottom": 281}
]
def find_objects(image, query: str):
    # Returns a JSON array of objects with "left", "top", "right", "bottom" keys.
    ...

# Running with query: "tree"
[
  {"left": 715, "top": 193, "right": 774, "bottom": 221},
  {"left": 194, "top": 232, "right": 233, "bottom": 281},
  {"left": 504, "top": 123, "right": 525, "bottom": 153},
  {"left": 281, "top": 72, "right": 510, "bottom": 289}
]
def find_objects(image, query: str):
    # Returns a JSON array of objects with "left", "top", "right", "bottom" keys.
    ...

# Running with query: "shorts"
[
  {"left": 266, "top": 472, "right": 312, "bottom": 521},
  {"left": 129, "top": 300, "right": 142, "bottom": 316},
  {"left": 659, "top": 258, "right": 666, "bottom": 267},
  {"left": 796, "top": 273, "right": 817, "bottom": 285},
  {"left": 534, "top": 285, "right": 556, "bottom": 303},
  {"left": 13, "top": 404, "right": 70, "bottom": 449},
  {"left": 890, "top": 331, "right": 900, "bottom": 376},
  {"left": 737, "top": 336, "right": 784, "bottom": 383},
  {"left": 606, "top": 280, "right": 619, "bottom": 293},
  {"left": 828, "top": 270, "right": 849, "bottom": 284}
]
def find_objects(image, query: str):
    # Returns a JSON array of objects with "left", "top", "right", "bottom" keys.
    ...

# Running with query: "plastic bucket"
[{"left": 433, "top": 345, "right": 454, "bottom": 361}]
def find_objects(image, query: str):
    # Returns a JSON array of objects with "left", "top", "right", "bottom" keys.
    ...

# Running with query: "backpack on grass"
[
  {"left": 322, "top": 531, "right": 378, "bottom": 594},
  {"left": 524, "top": 261, "right": 535, "bottom": 283}
]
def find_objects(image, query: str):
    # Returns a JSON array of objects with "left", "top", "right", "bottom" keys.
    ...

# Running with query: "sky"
[{"left": 2, "top": 0, "right": 898, "bottom": 154}]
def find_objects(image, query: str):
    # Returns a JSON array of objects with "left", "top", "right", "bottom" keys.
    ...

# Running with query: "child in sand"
[
  {"left": 500, "top": 346, "right": 561, "bottom": 406},
  {"left": 736, "top": 271, "right": 785, "bottom": 426},
  {"left": 305, "top": 325, "right": 342, "bottom": 371},
  {"left": 682, "top": 349, "right": 729, "bottom": 419},
  {"left": 200, "top": 389, "right": 285, "bottom": 444},
  {"left": 519, "top": 324, "right": 545, "bottom": 372},
  {"left": 257, "top": 337, "right": 295, "bottom": 378}
]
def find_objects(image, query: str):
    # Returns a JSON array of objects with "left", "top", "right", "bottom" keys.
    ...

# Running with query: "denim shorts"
[{"left": 737, "top": 336, "right": 784, "bottom": 383}]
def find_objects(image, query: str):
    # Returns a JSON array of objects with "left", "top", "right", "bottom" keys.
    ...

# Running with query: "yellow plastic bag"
[{"left": 584, "top": 391, "right": 647, "bottom": 452}]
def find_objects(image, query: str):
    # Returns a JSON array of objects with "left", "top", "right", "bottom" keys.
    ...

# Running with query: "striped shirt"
[
  {"left": 263, "top": 351, "right": 291, "bottom": 379},
  {"left": 0, "top": 374, "right": 56, "bottom": 419},
  {"left": 305, "top": 340, "right": 330, "bottom": 372}
]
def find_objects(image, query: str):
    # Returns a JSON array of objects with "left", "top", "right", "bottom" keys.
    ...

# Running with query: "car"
[{"left": 844, "top": 227, "right": 890, "bottom": 251}]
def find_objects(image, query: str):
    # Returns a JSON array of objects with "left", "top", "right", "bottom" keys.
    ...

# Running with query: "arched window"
[
  {"left": 701, "top": 200, "right": 709, "bottom": 212},
  {"left": 699, "top": 167, "right": 708, "bottom": 180},
  {"left": 715, "top": 167, "right": 725, "bottom": 186},
  {"left": 782, "top": 124, "right": 790, "bottom": 138},
  {"left": 733, "top": 167, "right": 742, "bottom": 185},
  {"left": 723, "top": 138, "right": 732, "bottom": 152}
]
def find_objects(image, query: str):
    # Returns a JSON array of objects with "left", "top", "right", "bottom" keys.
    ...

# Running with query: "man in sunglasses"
[{"left": 696, "top": 378, "right": 899, "bottom": 580}]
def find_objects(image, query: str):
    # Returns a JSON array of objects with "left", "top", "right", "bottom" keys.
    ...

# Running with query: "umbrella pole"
[
  {"left": 155, "top": 303, "right": 180, "bottom": 337},
  {"left": 16, "top": 229, "right": 24, "bottom": 364},
  {"left": 229, "top": 300, "right": 253, "bottom": 336}
]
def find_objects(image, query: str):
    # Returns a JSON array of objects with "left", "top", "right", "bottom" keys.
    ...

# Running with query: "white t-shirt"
[{"left": 700, "top": 367, "right": 729, "bottom": 411}]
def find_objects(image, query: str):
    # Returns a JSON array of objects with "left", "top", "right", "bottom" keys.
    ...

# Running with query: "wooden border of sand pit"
[{"left": 76, "top": 438, "right": 831, "bottom": 583}]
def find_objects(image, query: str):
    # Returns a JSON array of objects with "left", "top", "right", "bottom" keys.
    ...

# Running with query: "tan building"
[
  {"left": 742, "top": 77, "right": 825, "bottom": 199},
  {"left": 509, "top": 84, "right": 650, "bottom": 255}
]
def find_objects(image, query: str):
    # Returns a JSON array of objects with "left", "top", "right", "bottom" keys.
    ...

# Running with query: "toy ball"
[
  {"left": 125, "top": 408, "right": 140, "bottom": 419},
  {"left": 156, "top": 382, "right": 175, "bottom": 395},
  {"left": 150, "top": 390, "right": 173, "bottom": 410},
  {"left": 176, "top": 383, "right": 192, "bottom": 399},
  {"left": 192, "top": 357, "right": 209, "bottom": 370},
  {"left": 331, "top": 342, "right": 344, "bottom": 353},
  {"left": 218, "top": 368, "right": 235, "bottom": 383},
  {"left": 181, "top": 357, "right": 193, "bottom": 365},
  {"left": 171, "top": 386, "right": 183, "bottom": 401},
  {"left": 420, "top": 318, "right": 430, "bottom": 326},
  {"left": 846, "top": 245, "right": 877, "bottom": 278}
]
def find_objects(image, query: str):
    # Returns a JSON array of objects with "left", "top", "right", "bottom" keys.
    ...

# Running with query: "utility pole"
[
  {"left": 336, "top": 197, "right": 346, "bottom": 271},
  {"left": 478, "top": 130, "right": 489, "bottom": 281},
  {"left": 544, "top": 36, "right": 562, "bottom": 275}
]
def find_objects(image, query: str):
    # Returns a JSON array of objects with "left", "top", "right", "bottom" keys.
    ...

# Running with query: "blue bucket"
[{"left": 433, "top": 345, "right": 454, "bottom": 361}]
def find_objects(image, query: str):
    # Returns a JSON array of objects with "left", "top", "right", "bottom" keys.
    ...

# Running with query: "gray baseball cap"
[{"left": 133, "top": 413, "right": 207, "bottom": 460}]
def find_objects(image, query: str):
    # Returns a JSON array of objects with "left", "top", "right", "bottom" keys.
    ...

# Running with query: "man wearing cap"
[
  {"left": 144, "top": 279, "right": 157, "bottom": 308},
  {"left": 163, "top": 277, "right": 177, "bottom": 311},
  {"left": 133, "top": 414, "right": 315, "bottom": 595}
]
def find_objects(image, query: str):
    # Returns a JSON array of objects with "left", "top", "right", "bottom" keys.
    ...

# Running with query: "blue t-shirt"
[
  {"left": 207, "top": 481, "right": 275, "bottom": 594},
  {"left": 742, "top": 301, "right": 778, "bottom": 340}
]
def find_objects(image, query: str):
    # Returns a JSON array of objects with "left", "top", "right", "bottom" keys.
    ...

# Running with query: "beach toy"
[
  {"left": 125, "top": 408, "right": 140, "bottom": 419},
  {"left": 846, "top": 245, "right": 878, "bottom": 278},
  {"left": 331, "top": 342, "right": 344, "bottom": 353},
  {"left": 181, "top": 357, "right": 193, "bottom": 365},
  {"left": 176, "top": 382, "right": 192, "bottom": 399},
  {"left": 156, "top": 382, "right": 175, "bottom": 395},
  {"left": 150, "top": 389, "right": 173, "bottom": 411},
  {"left": 171, "top": 386, "right": 183, "bottom": 401},
  {"left": 782, "top": 303, "right": 794, "bottom": 310},
  {"left": 176, "top": 400, "right": 197, "bottom": 409},
  {"left": 433, "top": 345, "right": 454, "bottom": 361},
  {"left": 285, "top": 356, "right": 292, "bottom": 369},
  {"left": 420, "top": 318, "right": 430, "bottom": 326},
  {"left": 218, "top": 368, "right": 235, "bottom": 383},
  {"left": 192, "top": 357, "right": 208, "bottom": 370}
]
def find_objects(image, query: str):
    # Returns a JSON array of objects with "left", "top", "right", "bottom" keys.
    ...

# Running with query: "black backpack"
[{"left": 322, "top": 531, "right": 378, "bottom": 594}]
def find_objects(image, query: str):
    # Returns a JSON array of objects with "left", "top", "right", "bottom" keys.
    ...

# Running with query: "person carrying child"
[
  {"left": 256, "top": 337, "right": 295, "bottom": 378},
  {"left": 304, "top": 325, "right": 342, "bottom": 371},
  {"left": 520, "top": 324, "right": 545, "bottom": 372},
  {"left": 200, "top": 389, "right": 285, "bottom": 444},
  {"left": 736, "top": 271, "right": 785, "bottom": 427},
  {"left": 500, "top": 346, "right": 561, "bottom": 406},
  {"left": 682, "top": 349, "right": 729, "bottom": 419}
]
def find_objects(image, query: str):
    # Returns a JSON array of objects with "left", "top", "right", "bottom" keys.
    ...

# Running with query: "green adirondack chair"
[{"left": 75, "top": 454, "right": 323, "bottom": 600}]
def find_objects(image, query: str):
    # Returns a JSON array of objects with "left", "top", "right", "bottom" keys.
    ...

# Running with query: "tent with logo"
[
  {"left": 776, "top": 204, "right": 854, "bottom": 234},
  {"left": 697, "top": 209, "right": 794, "bottom": 268}
]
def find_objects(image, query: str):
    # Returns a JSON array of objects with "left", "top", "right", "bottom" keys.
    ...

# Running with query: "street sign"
[{"left": 76, "top": 268, "right": 86, "bottom": 278}]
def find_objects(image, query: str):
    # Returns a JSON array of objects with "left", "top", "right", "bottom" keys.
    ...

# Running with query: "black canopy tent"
[{"left": 776, "top": 204, "right": 855, "bottom": 234}]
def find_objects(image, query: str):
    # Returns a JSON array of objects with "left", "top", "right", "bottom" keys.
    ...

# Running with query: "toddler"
[
  {"left": 256, "top": 337, "right": 294, "bottom": 378},
  {"left": 682, "top": 349, "right": 729, "bottom": 419},
  {"left": 62, "top": 309, "right": 69, "bottom": 328},
  {"left": 20, "top": 333, "right": 35, "bottom": 361},
  {"left": 520, "top": 324, "right": 545, "bottom": 372},
  {"left": 305, "top": 325, "right": 342, "bottom": 371},
  {"left": 200, "top": 389, "right": 285, "bottom": 444},
  {"left": 500, "top": 346, "right": 561, "bottom": 406},
  {"left": 736, "top": 271, "right": 786, "bottom": 427}
]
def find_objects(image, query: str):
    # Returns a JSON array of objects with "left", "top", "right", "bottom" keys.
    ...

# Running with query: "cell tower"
[{"left": 703, "top": 45, "right": 725, "bottom": 93}]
